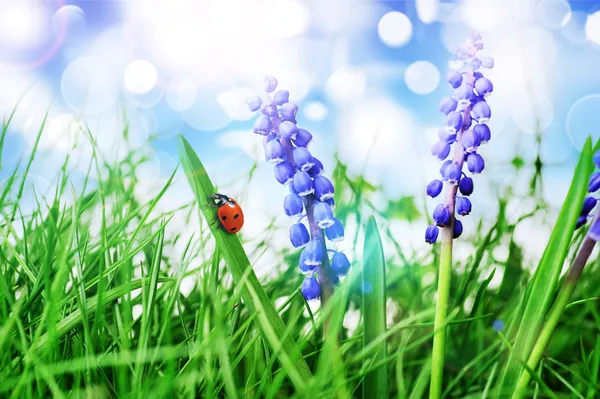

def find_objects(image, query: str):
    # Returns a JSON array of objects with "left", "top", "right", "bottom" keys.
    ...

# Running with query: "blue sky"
[{"left": 2, "top": 0, "right": 600, "bottom": 244}]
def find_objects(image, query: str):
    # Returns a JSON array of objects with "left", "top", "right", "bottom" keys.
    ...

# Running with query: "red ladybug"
[{"left": 211, "top": 193, "right": 244, "bottom": 233}]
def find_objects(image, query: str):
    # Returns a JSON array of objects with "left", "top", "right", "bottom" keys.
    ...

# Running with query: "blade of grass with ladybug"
[{"left": 178, "top": 135, "right": 314, "bottom": 391}]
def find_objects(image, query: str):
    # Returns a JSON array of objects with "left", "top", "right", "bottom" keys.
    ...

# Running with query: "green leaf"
[
  {"left": 362, "top": 216, "right": 389, "bottom": 399},
  {"left": 496, "top": 138, "right": 595, "bottom": 398},
  {"left": 177, "top": 135, "right": 313, "bottom": 391},
  {"left": 383, "top": 196, "right": 421, "bottom": 222}
]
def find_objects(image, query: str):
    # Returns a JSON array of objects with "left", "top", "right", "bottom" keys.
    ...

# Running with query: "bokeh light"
[
  {"left": 566, "top": 94, "right": 600, "bottom": 151},
  {"left": 0, "top": 0, "right": 50, "bottom": 56},
  {"left": 123, "top": 59, "right": 158, "bottom": 95},
  {"left": 416, "top": 0, "right": 439, "bottom": 24},
  {"left": 326, "top": 67, "right": 367, "bottom": 104},
  {"left": 61, "top": 56, "right": 120, "bottom": 115},
  {"left": 303, "top": 102, "right": 329, "bottom": 121},
  {"left": 404, "top": 61, "right": 441, "bottom": 95},
  {"left": 585, "top": 11, "right": 600, "bottom": 45},
  {"left": 536, "top": 0, "right": 571, "bottom": 29},
  {"left": 52, "top": 5, "right": 87, "bottom": 43},
  {"left": 377, "top": 11, "right": 412, "bottom": 47}
]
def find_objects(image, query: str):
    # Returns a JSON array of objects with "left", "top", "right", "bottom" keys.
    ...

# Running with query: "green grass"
[{"left": 1, "top": 116, "right": 600, "bottom": 398}]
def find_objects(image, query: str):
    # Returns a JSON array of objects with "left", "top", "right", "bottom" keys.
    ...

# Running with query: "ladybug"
[{"left": 211, "top": 193, "right": 244, "bottom": 233}]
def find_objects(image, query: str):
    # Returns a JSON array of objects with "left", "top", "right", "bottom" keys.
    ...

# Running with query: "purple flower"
[
  {"left": 456, "top": 197, "right": 472, "bottom": 216},
  {"left": 438, "top": 128, "right": 457, "bottom": 144},
  {"left": 246, "top": 96, "right": 262, "bottom": 112},
  {"left": 324, "top": 197, "right": 335, "bottom": 210},
  {"left": 459, "top": 176, "right": 474, "bottom": 196},
  {"left": 293, "top": 171, "right": 314, "bottom": 196},
  {"left": 444, "top": 111, "right": 463, "bottom": 134},
  {"left": 440, "top": 160, "right": 452, "bottom": 177},
  {"left": 325, "top": 218, "right": 344, "bottom": 242},
  {"left": 273, "top": 89, "right": 289, "bottom": 105},
  {"left": 433, "top": 204, "right": 451, "bottom": 227},
  {"left": 280, "top": 102, "right": 298, "bottom": 121},
  {"left": 588, "top": 172, "right": 600, "bottom": 193},
  {"left": 455, "top": 84, "right": 475, "bottom": 107},
  {"left": 331, "top": 252, "right": 350, "bottom": 276},
  {"left": 301, "top": 277, "right": 320, "bottom": 300},
  {"left": 467, "top": 153, "right": 485, "bottom": 174},
  {"left": 474, "top": 77, "right": 493, "bottom": 97},
  {"left": 264, "top": 75, "right": 278, "bottom": 93},
  {"left": 265, "top": 139, "right": 286, "bottom": 163},
  {"left": 314, "top": 175, "right": 335, "bottom": 201},
  {"left": 427, "top": 180, "right": 444, "bottom": 198},
  {"left": 446, "top": 69, "right": 463, "bottom": 89},
  {"left": 261, "top": 99, "right": 278, "bottom": 117},
  {"left": 248, "top": 76, "right": 348, "bottom": 298},
  {"left": 581, "top": 196, "right": 598, "bottom": 216},
  {"left": 431, "top": 140, "right": 451, "bottom": 160},
  {"left": 425, "top": 225, "right": 439, "bottom": 244},
  {"left": 444, "top": 163, "right": 462, "bottom": 185},
  {"left": 284, "top": 193, "right": 304, "bottom": 217},
  {"left": 308, "top": 158, "right": 324, "bottom": 176},
  {"left": 314, "top": 202, "right": 335, "bottom": 228},
  {"left": 279, "top": 121, "right": 298, "bottom": 140},
  {"left": 426, "top": 34, "right": 493, "bottom": 241},
  {"left": 264, "top": 132, "right": 278, "bottom": 144},
  {"left": 293, "top": 147, "right": 315, "bottom": 171},
  {"left": 290, "top": 223, "right": 310, "bottom": 248},
  {"left": 303, "top": 240, "right": 324, "bottom": 266},
  {"left": 471, "top": 101, "right": 491, "bottom": 123},
  {"left": 462, "top": 129, "right": 480, "bottom": 152},
  {"left": 299, "top": 250, "right": 316, "bottom": 272},
  {"left": 453, "top": 219, "right": 463, "bottom": 238},
  {"left": 440, "top": 97, "right": 458, "bottom": 115},
  {"left": 253, "top": 115, "right": 272, "bottom": 135},
  {"left": 294, "top": 128, "right": 313, "bottom": 147},
  {"left": 274, "top": 162, "right": 294, "bottom": 185},
  {"left": 474, "top": 124, "right": 491, "bottom": 144}
]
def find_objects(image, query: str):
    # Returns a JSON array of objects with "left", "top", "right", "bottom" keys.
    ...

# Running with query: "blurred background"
[{"left": 2, "top": 0, "right": 600, "bottom": 290}]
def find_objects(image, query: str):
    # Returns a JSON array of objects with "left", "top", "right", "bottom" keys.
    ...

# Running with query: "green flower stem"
[
  {"left": 513, "top": 226, "right": 598, "bottom": 398},
  {"left": 429, "top": 68, "right": 474, "bottom": 398},
  {"left": 429, "top": 232, "right": 454, "bottom": 399},
  {"left": 429, "top": 148, "right": 462, "bottom": 398}
]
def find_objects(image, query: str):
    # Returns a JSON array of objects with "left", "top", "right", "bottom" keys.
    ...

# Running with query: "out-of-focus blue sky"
[{"left": 3, "top": 0, "right": 600, "bottom": 265}]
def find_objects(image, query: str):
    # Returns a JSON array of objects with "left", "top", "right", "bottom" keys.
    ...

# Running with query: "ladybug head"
[{"left": 212, "top": 193, "right": 231, "bottom": 206}]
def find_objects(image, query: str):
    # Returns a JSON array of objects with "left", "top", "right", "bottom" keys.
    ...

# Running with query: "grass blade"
[
  {"left": 497, "top": 138, "right": 594, "bottom": 398},
  {"left": 362, "top": 216, "right": 389, "bottom": 399},
  {"left": 177, "top": 134, "right": 313, "bottom": 391}
]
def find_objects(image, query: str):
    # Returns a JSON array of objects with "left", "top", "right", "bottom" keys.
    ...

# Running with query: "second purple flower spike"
[
  {"left": 246, "top": 76, "right": 350, "bottom": 302},
  {"left": 425, "top": 33, "right": 494, "bottom": 244}
]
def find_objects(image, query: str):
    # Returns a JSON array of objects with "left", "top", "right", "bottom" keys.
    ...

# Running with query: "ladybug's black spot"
[
  {"left": 221, "top": 216, "right": 227, "bottom": 221},
  {"left": 231, "top": 227, "right": 237, "bottom": 232},
  {"left": 234, "top": 214, "right": 239, "bottom": 219}
]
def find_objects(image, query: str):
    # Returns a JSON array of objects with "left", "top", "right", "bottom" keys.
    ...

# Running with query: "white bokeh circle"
[
  {"left": 303, "top": 101, "right": 328, "bottom": 121},
  {"left": 377, "top": 11, "right": 412, "bottom": 47},
  {"left": 566, "top": 94, "right": 600, "bottom": 151},
  {"left": 404, "top": 61, "right": 441, "bottom": 95},
  {"left": 536, "top": 0, "right": 571, "bottom": 29},
  {"left": 124, "top": 59, "right": 158, "bottom": 94},
  {"left": 52, "top": 5, "right": 87, "bottom": 43},
  {"left": 585, "top": 11, "right": 600, "bottom": 45},
  {"left": 61, "top": 56, "right": 120, "bottom": 115}
]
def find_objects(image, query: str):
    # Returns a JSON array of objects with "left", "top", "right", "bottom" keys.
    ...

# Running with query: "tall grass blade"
[
  {"left": 497, "top": 138, "right": 594, "bottom": 398},
  {"left": 362, "top": 216, "right": 389, "bottom": 399},
  {"left": 177, "top": 134, "right": 313, "bottom": 391}
]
